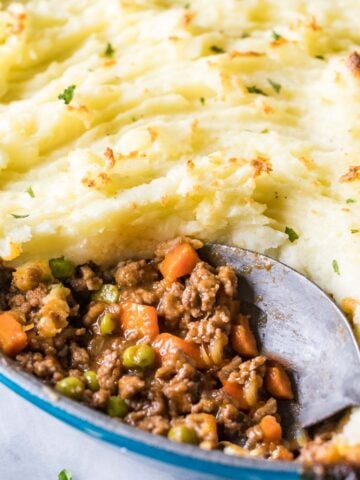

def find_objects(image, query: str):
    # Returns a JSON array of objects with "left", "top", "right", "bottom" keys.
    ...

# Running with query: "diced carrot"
[
  {"left": 222, "top": 380, "right": 250, "bottom": 410},
  {"left": 159, "top": 243, "right": 199, "bottom": 282},
  {"left": 152, "top": 333, "right": 204, "bottom": 368},
  {"left": 260, "top": 415, "right": 282, "bottom": 443},
  {"left": 230, "top": 315, "right": 258, "bottom": 357},
  {"left": 120, "top": 302, "right": 159, "bottom": 342},
  {"left": 0, "top": 311, "right": 28, "bottom": 357},
  {"left": 265, "top": 364, "right": 294, "bottom": 400}
]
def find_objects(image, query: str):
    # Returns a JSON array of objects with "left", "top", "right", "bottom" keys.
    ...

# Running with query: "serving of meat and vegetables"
[
  {"left": 0, "top": 236, "right": 351, "bottom": 469},
  {"left": 0, "top": 238, "right": 295, "bottom": 459}
]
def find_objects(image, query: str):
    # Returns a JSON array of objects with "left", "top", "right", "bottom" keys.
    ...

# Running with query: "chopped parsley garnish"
[
  {"left": 285, "top": 226, "right": 299, "bottom": 242},
  {"left": 241, "top": 32, "right": 251, "bottom": 38},
  {"left": 26, "top": 186, "right": 35, "bottom": 198},
  {"left": 332, "top": 259, "right": 340, "bottom": 275},
  {"left": 247, "top": 85, "right": 268, "bottom": 96},
  {"left": 346, "top": 198, "right": 356, "bottom": 204},
  {"left": 272, "top": 30, "right": 282, "bottom": 41},
  {"left": 315, "top": 55, "right": 325, "bottom": 60},
  {"left": 58, "top": 85, "right": 76, "bottom": 105},
  {"left": 268, "top": 78, "right": 282, "bottom": 93},
  {"left": 261, "top": 128, "right": 269, "bottom": 134},
  {"left": 210, "top": 45, "right": 225, "bottom": 54},
  {"left": 58, "top": 470, "right": 72, "bottom": 480},
  {"left": 104, "top": 42, "right": 115, "bottom": 57},
  {"left": 200, "top": 97, "right": 205, "bottom": 105},
  {"left": 10, "top": 213, "right": 29, "bottom": 219},
  {"left": 184, "top": 2, "right": 190, "bottom": 8},
  {"left": 351, "top": 229, "right": 359, "bottom": 234}
]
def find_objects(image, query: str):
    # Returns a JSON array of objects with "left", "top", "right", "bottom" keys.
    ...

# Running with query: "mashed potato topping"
[{"left": 1, "top": 0, "right": 360, "bottom": 447}]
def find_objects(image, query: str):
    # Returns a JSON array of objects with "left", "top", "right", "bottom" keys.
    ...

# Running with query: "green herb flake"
[
  {"left": 241, "top": 32, "right": 251, "bottom": 38},
  {"left": 210, "top": 45, "right": 225, "bottom": 54},
  {"left": 26, "top": 186, "right": 35, "bottom": 198},
  {"left": 268, "top": 78, "right": 282, "bottom": 93},
  {"left": 200, "top": 97, "right": 205, "bottom": 105},
  {"left": 58, "top": 85, "right": 76, "bottom": 105},
  {"left": 247, "top": 85, "right": 268, "bottom": 96},
  {"left": 315, "top": 55, "right": 325, "bottom": 60},
  {"left": 58, "top": 470, "right": 72, "bottom": 480},
  {"left": 285, "top": 226, "right": 299, "bottom": 242},
  {"left": 351, "top": 229, "right": 359, "bottom": 234},
  {"left": 332, "top": 259, "right": 340, "bottom": 275},
  {"left": 272, "top": 30, "right": 282, "bottom": 41},
  {"left": 184, "top": 2, "right": 190, "bottom": 8},
  {"left": 10, "top": 213, "right": 29, "bottom": 219},
  {"left": 346, "top": 198, "right": 356, "bottom": 204},
  {"left": 104, "top": 42, "right": 115, "bottom": 58},
  {"left": 261, "top": 128, "right": 269, "bottom": 134}
]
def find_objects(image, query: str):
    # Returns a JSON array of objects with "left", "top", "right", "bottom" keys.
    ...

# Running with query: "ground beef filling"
[{"left": 0, "top": 239, "right": 297, "bottom": 460}]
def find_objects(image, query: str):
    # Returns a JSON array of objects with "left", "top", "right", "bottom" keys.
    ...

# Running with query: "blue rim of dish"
[{"left": 0, "top": 356, "right": 301, "bottom": 480}]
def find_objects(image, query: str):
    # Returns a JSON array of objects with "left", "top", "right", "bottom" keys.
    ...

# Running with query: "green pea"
[
  {"left": 83, "top": 371, "right": 100, "bottom": 392},
  {"left": 106, "top": 396, "right": 129, "bottom": 418},
  {"left": 99, "top": 313, "right": 117, "bottom": 335},
  {"left": 93, "top": 284, "right": 119, "bottom": 304},
  {"left": 49, "top": 257, "right": 75, "bottom": 279},
  {"left": 122, "top": 344, "right": 155, "bottom": 369},
  {"left": 56, "top": 376, "right": 84, "bottom": 399},
  {"left": 168, "top": 425, "right": 198, "bottom": 445}
]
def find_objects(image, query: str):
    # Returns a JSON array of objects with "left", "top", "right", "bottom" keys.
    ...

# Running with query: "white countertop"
[{"left": 0, "top": 383, "right": 200, "bottom": 480}]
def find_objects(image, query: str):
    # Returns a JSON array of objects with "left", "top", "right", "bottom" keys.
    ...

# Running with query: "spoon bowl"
[{"left": 200, "top": 243, "right": 360, "bottom": 436}]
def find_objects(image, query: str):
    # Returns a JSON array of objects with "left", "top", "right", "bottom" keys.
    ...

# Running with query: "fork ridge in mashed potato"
[{"left": 0, "top": 0, "right": 360, "bottom": 453}]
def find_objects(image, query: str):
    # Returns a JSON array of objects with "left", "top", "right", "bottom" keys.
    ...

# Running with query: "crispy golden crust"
[{"left": 346, "top": 51, "right": 360, "bottom": 76}]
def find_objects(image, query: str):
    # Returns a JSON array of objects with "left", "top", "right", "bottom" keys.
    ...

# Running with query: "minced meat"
[{"left": 0, "top": 238, "right": 298, "bottom": 461}]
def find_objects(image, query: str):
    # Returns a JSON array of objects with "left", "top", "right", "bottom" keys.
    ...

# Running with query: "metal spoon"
[{"left": 199, "top": 243, "right": 360, "bottom": 436}]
